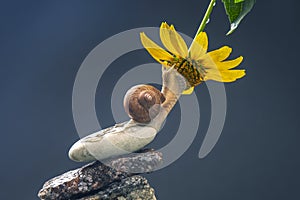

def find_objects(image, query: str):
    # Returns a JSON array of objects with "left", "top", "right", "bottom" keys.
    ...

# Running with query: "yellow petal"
[
  {"left": 199, "top": 53, "right": 243, "bottom": 71},
  {"left": 160, "top": 23, "right": 177, "bottom": 55},
  {"left": 160, "top": 22, "right": 188, "bottom": 58},
  {"left": 216, "top": 56, "right": 243, "bottom": 70},
  {"left": 207, "top": 46, "right": 232, "bottom": 62},
  {"left": 197, "top": 54, "right": 216, "bottom": 70},
  {"left": 140, "top": 32, "right": 173, "bottom": 65},
  {"left": 189, "top": 32, "right": 208, "bottom": 60},
  {"left": 205, "top": 69, "right": 246, "bottom": 82},
  {"left": 182, "top": 86, "right": 194, "bottom": 95}
]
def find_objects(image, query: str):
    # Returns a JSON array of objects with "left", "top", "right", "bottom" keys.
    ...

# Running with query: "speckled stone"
[
  {"left": 78, "top": 176, "right": 156, "bottom": 200},
  {"left": 38, "top": 149, "right": 161, "bottom": 200},
  {"left": 105, "top": 149, "right": 162, "bottom": 173}
]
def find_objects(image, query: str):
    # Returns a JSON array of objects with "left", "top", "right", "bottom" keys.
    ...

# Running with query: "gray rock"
[
  {"left": 38, "top": 149, "right": 161, "bottom": 200},
  {"left": 78, "top": 176, "right": 156, "bottom": 200}
]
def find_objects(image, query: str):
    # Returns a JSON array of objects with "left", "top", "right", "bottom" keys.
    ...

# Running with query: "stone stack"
[{"left": 38, "top": 149, "right": 162, "bottom": 200}]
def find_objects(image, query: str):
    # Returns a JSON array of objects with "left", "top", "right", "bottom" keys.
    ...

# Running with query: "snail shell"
[{"left": 123, "top": 84, "right": 165, "bottom": 123}]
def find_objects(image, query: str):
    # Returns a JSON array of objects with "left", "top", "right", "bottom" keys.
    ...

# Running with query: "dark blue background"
[{"left": 0, "top": 0, "right": 299, "bottom": 199}]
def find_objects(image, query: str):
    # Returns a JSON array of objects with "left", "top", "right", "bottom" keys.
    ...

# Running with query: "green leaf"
[
  {"left": 222, "top": 0, "right": 255, "bottom": 35},
  {"left": 234, "top": 0, "right": 245, "bottom": 3}
]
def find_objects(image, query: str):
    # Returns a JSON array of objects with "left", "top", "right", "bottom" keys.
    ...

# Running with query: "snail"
[
  {"left": 123, "top": 84, "right": 165, "bottom": 123},
  {"left": 68, "top": 67, "right": 187, "bottom": 162}
]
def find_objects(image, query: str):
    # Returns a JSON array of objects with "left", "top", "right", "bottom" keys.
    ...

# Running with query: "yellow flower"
[{"left": 140, "top": 22, "right": 246, "bottom": 94}]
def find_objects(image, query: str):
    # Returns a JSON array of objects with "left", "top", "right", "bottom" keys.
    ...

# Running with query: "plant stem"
[{"left": 195, "top": 0, "right": 216, "bottom": 36}]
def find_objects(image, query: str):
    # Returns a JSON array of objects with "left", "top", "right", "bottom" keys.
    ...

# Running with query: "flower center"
[{"left": 162, "top": 55, "right": 206, "bottom": 87}]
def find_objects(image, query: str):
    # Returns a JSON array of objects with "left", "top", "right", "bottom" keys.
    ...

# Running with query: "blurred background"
[{"left": 0, "top": 0, "right": 299, "bottom": 199}]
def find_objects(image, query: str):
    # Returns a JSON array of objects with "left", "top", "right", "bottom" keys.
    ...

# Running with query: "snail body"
[{"left": 69, "top": 67, "right": 187, "bottom": 162}]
